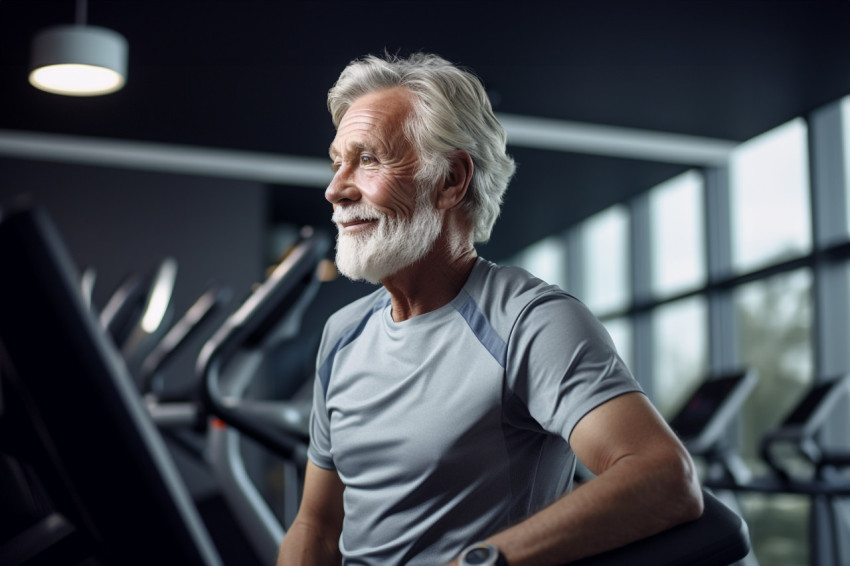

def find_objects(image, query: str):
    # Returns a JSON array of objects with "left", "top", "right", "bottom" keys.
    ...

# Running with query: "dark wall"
[{"left": 0, "top": 157, "right": 267, "bottom": 395}]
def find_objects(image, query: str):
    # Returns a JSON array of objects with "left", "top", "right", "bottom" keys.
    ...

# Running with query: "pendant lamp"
[{"left": 29, "top": 0, "right": 128, "bottom": 96}]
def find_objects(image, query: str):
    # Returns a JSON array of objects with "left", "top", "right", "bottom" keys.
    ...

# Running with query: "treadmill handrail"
[
  {"left": 139, "top": 283, "right": 231, "bottom": 396},
  {"left": 197, "top": 231, "right": 329, "bottom": 466},
  {"left": 759, "top": 374, "right": 850, "bottom": 480}
]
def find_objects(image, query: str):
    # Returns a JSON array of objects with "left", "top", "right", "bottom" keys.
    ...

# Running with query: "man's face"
[{"left": 327, "top": 88, "right": 442, "bottom": 283}]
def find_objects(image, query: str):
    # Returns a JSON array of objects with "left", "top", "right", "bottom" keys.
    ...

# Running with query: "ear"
[{"left": 435, "top": 150, "right": 474, "bottom": 211}]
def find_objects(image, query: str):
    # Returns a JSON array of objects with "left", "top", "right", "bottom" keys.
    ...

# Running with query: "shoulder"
[
  {"left": 322, "top": 286, "right": 389, "bottom": 340},
  {"left": 314, "top": 286, "right": 390, "bottom": 392},
  {"left": 466, "top": 258, "right": 583, "bottom": 325},
  {"left": 466, "top": 259, "right": 618, "bottom": 354},
  {"left": 471, "top": 258, "right": 570, "bottom": 298}
]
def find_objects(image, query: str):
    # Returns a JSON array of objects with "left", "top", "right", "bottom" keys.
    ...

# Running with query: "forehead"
[{"left": 330, "top": 88, "right": 414, "bottom": 156}]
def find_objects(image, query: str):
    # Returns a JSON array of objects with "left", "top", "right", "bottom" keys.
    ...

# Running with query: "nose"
[{"left": 325, "top": 165, "right": 360, "bottom": 205}]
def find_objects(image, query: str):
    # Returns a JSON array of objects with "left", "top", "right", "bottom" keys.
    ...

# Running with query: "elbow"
[
  {"left": 638, "top": 445, "right": 704, "bottom": 529},
  {"left": 679, "top": 483, "right": 705, "bottom": 525},
  {"left": 668, "top": 449, "right": 704, "bottom": 525}
]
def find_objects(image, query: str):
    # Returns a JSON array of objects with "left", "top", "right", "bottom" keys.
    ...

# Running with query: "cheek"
[{"left": 359, "top": 172, "right": 418, "bottom": 218}]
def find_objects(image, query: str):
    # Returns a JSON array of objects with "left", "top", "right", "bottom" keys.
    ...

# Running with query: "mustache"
[{"left": 332, "top": 205, "right": 385, "bottom": 225}]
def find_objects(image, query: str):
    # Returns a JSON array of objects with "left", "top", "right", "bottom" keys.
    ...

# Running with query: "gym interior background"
[{"left": 3, "top": 1, "right": 850, "bottom": 564}]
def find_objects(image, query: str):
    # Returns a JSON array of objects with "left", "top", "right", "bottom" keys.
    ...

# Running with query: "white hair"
[{"left": 327, "top": 52, "right": 516, "bottom": 243}]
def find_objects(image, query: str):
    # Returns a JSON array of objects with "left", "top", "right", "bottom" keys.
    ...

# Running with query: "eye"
[{"left": 360, "top": 154, "right": 375, "bottom": 166}]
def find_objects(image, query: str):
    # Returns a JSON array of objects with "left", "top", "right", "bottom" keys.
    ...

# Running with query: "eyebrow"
[{"left": 328, "top": 141, "right": 371, "bottom": 161}]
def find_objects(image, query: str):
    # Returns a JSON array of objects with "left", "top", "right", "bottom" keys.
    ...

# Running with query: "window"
[
  {"left": 649, "top": 171, "right": 706, "bottom": 298},
  {"left": 651, "top": 296, "right": 708, "bottom": 419},
  {"left": 580, "top": 205, "right": 630, "bottom": 315},
  {"left": 508, "top": 234, "right": 567, "bottom": 288},
  {"left": 502, "top": 98, "right": 846, "bottom": 566},
  {"left": 734, "top": 268, "right": 813, "bottom": 566},
  {"left": 735, "top": 268, "right": 813, "bottom": 456},
  {"left": 729, "top": 119, "right": 812, "bottom": 274}
]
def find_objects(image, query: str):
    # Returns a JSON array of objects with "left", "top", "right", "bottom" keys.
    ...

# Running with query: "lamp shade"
[{"left": 29, "top": 25, "right": 128, "bottom": 96}]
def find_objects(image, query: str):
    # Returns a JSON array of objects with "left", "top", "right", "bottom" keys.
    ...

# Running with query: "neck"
[{"left": 381, "top": 235, "right": 477, "bottom": 322}]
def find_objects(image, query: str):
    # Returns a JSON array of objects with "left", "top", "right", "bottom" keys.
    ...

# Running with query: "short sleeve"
[
  {"left": 307, "top": 368, "right": 335, "bottom": 470},
  {"left": 505, "top": 293, "right": 643, "bottom": 443}
]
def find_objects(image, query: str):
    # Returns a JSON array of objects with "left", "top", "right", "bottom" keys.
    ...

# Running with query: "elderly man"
[{"left": 277, "top": 53, "right": 702, "bottom": 566}]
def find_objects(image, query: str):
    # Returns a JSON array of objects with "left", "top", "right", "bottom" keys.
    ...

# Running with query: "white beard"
[{"left": 332, "top": 196, "right": 442, "bottom": 284}]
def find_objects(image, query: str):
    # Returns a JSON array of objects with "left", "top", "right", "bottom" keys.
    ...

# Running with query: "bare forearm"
[
  {"left": 486, "top": 453, "right": 703, "bottom": 566},
  {"left": 277, "top": 521, "right": 342, "bottom": 566}
]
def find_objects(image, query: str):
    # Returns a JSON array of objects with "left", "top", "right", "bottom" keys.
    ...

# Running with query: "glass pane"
[
  {"left": 651, "top": 295, "right": 708, "bottom": 419},
  {"left": 580, "top": 205, "right": 630, "bottom": 315},
  {"left": 729, "top": 118, "right": 812, "bottom": 274},
  {"left": 736, "top": 268, "right": 813, "bottom": 450},
  {"left": 601, "top": 316, "right": 633, "bottom": 374},
  {"left": 507, "top": 234, "right": 567, "bottom": 289},
  {"left": 734, "top": 268, "right": 813, "bottom": 566},
  {"left": 649, "top": 171, "right": 706, "bottom": 298}
]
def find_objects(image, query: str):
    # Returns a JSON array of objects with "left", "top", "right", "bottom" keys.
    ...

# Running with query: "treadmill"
[{"left": 668, "top": 369, "right": 759, "bottom": 486}]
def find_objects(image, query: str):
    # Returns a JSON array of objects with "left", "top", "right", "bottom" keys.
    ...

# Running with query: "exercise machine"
[
  {"left": 666, "top": 369, "right": 760, "bottom": 565},
  {"left": 140, "top": 230, "right": 327, "bottom": 565},
  {"left": 0, "top": 202, "right": 221, "bottom": 565},
  {"left": 196, "top": 226, "right": 327, "bottom": 563},
  {"left": 669, "top": 369, "right": 759, "bottom": 462},
  {"left": 99, "top": 256, "right": 179, "bottom": 380},
  {"left": 705, "top": 375, "right": 850, "bottom": 566},
  {"left": 139, "top": 281, "right": 232, "bottom": 400}
]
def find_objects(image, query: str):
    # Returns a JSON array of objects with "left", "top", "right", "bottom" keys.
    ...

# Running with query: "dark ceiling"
[{"left": 2, "top": 0, "right": 850, "bottom": 260}]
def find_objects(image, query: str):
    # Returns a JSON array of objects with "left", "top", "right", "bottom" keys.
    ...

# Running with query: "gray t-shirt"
[{"left": 308, "top": 258, "right": 641, "bottom": 565}]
